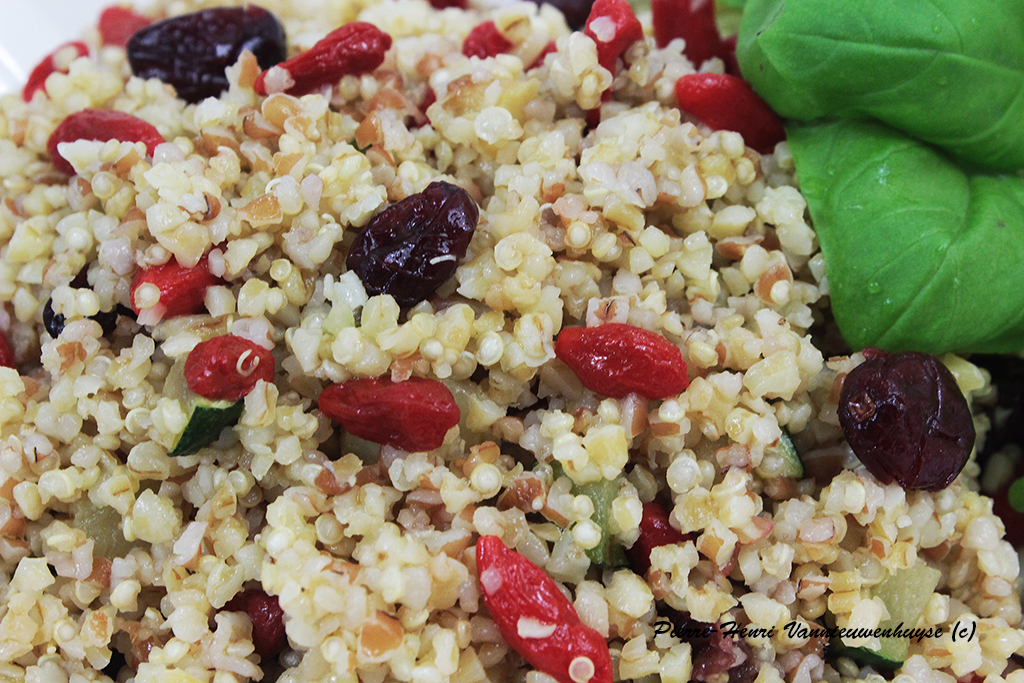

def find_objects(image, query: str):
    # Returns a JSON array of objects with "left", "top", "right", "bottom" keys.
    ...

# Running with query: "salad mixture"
[{"left": 0, "top": 1, "right": 1021, "bottom": 683}]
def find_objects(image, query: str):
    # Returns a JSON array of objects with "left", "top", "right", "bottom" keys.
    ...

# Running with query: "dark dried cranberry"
[
  {"left": 224, "top": 589, "right": 286, "bottom": 659},
  {"left": 346, "top": 181, "right": 479, "bottom": 306},
  {"left": 531, "top": 0, "right": 596, "bottom": 30},
  {"left": 127, "top": 6, "right": 286, "bottom": 103},
  {"left": 838, "top": 350, "right": 975, "bottom": 490}
]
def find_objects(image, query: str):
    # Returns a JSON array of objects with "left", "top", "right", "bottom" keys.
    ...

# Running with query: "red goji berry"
[
  {"left": 674, "top": 73, "right": 786, "bottom": 154},
  {"left": 555, "top": 323, "right": 689, "bottom": 400},
  {"left": 224, "top": 589, "right": 287, "bottom": 659},
  {"left": 625, "top": 501, "right": 692, "bottom": 575},
  {"left": 583, "top": 0, "right": 641, "bottom": 125},
  {"left": 462, "top": 21, "right": 514, "bottom": 60},
  {"left": 0, "top": 330, "right": 15, "bottom": 369},
  {"left": 254, "top": 22, "right": 392, "bottom": 97},
  {"left": 185, "top": 335, "right": 275, "bottom": 402},
  {"left": 23, "top": 42, "right": 89, "bottom": 102},
  {"left": 652, "top": 0, "right": 722, "bottom": 67},
  {"left": 476, "top": 536, "right": 612, "bottom": 683},
  {"left": 528, "top": 41, "right": 558, "bottom": 70},
  {"left": 428, "top": 0, "right": 468, "bottom": 7},
  {"left": 47, "top": 109, "right": 165, "bottom": 175},
  {"left": 584, "top": 0, "right": 642, "bottom": 74},
  {"left": 130, "top": 255, "right": 220, "bottom": 319},
  {"left": 318, "top": 377, "right": 459, "bottom": 452},
  {"left": 99, "top": 6, "right": 152, "bottom": 47}
]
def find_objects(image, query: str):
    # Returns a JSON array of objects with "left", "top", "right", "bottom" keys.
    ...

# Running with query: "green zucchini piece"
[
  {"left": 843, "top": 562, "right": 942, "bottom": 669},
  {"left": 756, "top": 430, "right": 803, "bottom": 479},
  {"left": 547, "top": 461, "right": 629, "bottom": 568},
  {"left": 169, "top": 398, "right": 244, "bottom": 457},
  {"left": 578, "top": 476, "right": 630, "bottom": 568}
]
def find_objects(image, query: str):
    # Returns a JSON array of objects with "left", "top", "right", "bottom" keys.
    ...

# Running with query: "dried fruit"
[
  {"left": 346, "top": 181, "right": 479, "bottom": 306},
  {"left": 22, "top": 42, "right": 89, "bottom": 102},
  {"left": 555, "top": 323, "right": 689, "bottom": 399},
  {"left": 0, "top": 330, "right": 14, "bottom": 369},
  {"left": 652, "top": 0, "right": 722, "bottom": 66},
  {"left": 476, "top": 536, "right": 612, "bottom": 683},
  {"left": 99, "top": 6, "right": 152, "bottom": 47},
  {"left": 838, "top": 350, "right": 975, "bottom": 490},
  {"left": 254, "top": 22, "right": 391, "bottom": 96},
  {"left": 584, "top": 0, "right": 642, "bottom": 74},
  {"left": 462, "top": 21, "right": 513, "bottom": 59},
  {"left": 224, "top": 589, "right": 286, "bottom": 659},
  {"left": 130, "top": 255, "right": 220, "bottom": 320},
  {"left": 127, "top": 6, "right": 287, "bottom": 103},
  {"left": 674, "top": 73, "right": 786, "bottom": 154},
  {"left": 185, "top": 335, "right": 275, "bottom": 402},
  {"left": 318, "top": 377, "right": 460, "bottom": 452},
  {"left": 583, "top": 0, "right": 642, "bottom": 125},
  {"left": 626, "top": 501, "right": 692, "bottom": 575},
  {"left": 47, "top": 109, "right": 165, "bottom": 175}
]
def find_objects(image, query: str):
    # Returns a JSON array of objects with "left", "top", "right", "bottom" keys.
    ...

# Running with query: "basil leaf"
[
  {"left": 737, "top": 0, "right": 1024, "bottom": 171},
  {"left": 787, "top": 119, "right": 1024, "bottom": 353}
]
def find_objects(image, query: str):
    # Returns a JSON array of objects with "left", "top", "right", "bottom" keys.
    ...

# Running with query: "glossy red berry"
[
  {"left": 318, "top": 377, "right": 460, "bottom": 452},
  {"left": 555, "top": 323, "right": 689, "bottom": 400},
  {"left": 185, "top": 335, "right": 275, "bottom": 402},
  {"left": 47, "top": 109, "right": 164, "bottom": 175}
]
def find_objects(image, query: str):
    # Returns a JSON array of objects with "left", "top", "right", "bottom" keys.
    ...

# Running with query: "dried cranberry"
[
  {"left": 531, "top": 0, "right": 596, "bottom": 31},
  {"left": 224, "top": 589, "right": 286, "bottom": 659},
  {"left": 127, "top": 6, "right": 286, "bottom": 103},
  {"left": 346, "top": 181, "right": 479, "bottom": 306},
  {"left": 659, "top": 609, "right": 755, "bottom": 683},
  {"left": 838, "top": 350, "right": 975, "bottom": 490}
]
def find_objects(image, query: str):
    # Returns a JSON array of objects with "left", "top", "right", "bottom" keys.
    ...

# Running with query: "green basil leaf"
[
  {"left": 737, "top": 0, "right": 1024, "bottom": 171},
  {"left": 787, "top": 119, "right": 1024, "bottom": 353}
]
